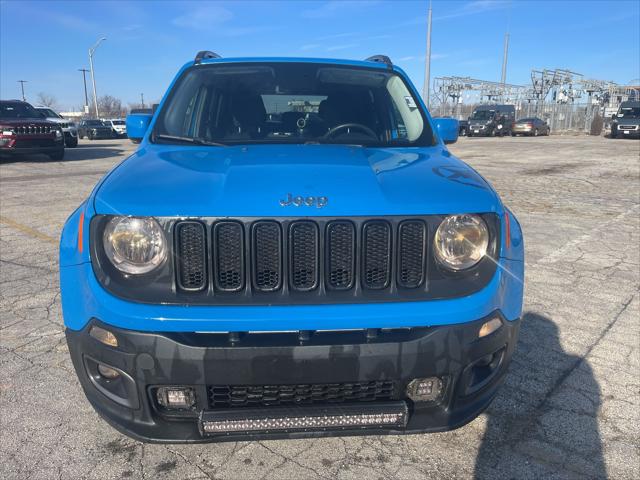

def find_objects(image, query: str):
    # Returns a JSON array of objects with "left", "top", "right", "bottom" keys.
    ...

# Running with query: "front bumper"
[
  {"left": 0, "top": 143, "right": 63, "bottom": 156},
  {"left": 66, "top": 314, "right": 520, "bottom": 443},
  {"left": 63, "top": 128, "right": 78, "bottom": 138}
]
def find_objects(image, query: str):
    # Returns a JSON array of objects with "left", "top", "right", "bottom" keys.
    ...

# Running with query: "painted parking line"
[{"left": 0, "top": 215, "right": 57, "bottom": 244}]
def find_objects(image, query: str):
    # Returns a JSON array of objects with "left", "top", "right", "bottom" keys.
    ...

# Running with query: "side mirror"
[
  {"left": 126, "top": 113, "right": 152, "bottom": 143},
  {"left": 433, "top": 117, "right": 459, "bottom": 144}
]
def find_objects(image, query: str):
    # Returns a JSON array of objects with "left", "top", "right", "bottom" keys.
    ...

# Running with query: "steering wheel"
[{"left": 323, "top": 123, "right": 378, "bottom": 140}]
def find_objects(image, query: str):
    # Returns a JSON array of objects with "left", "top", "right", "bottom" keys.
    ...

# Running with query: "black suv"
[
  {"left": 78, "top": 119, "right": 113, "bottom": 140},
  {"left": 0, "top": 100, "right": 65, "bottom": 160}
]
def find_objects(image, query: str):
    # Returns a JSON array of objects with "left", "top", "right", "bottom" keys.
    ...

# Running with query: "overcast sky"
[{"left": 1, "top": 0, "right": 639, "bottom": 110}]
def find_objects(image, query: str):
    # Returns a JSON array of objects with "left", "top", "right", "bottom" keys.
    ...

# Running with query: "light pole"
[
  {"left": 140, "top": 93, "right": 145, "bottom": 108},
  {"left": 422, "top": 0, "right": 433, "bottom": 109},
  {"left": 17, "top": 80, "right": 27, "bottom": 101},
  {"left": 88, "top": 37, "right": 106, "bottom": 118},
  {"left": 78, "top": 68, "right": 90, "bottom": 113}
]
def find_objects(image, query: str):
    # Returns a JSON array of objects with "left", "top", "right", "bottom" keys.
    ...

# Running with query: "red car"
[{"left": 0, "top": 100, "right": 65, "bottom": 160}]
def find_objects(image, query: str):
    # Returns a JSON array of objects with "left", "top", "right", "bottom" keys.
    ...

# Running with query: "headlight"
[
  {"left": 103, "top": 217, "right": 167, "bottom": 274},
  {"left": 434, "top": 214, "right": 489, "bottom": 270},
  {"left": 55, "top": 128, "right": 63, "bottom": 138}
]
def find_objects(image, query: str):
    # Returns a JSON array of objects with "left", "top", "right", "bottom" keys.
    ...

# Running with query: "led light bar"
[{"left": 200, "top": 402, "right": 408, "bottom": 435}]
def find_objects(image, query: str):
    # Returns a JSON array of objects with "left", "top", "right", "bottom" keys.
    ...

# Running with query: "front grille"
[
  {"left": 213, "top": 222, "right": 244, "bottom": 291},
  {"left": 209, "top": 381, "right": 397, "bottom": 409},
  {"left": 289, "top": 222, "right": 319, "bottom": 291},
  {"left": 14, "top": 125, "right": 53, "bottom": 135},
  {"left": 173, "top": 217, "right": 433, "bottom": 297},
  {"left": 326, "top": 221, "right": 355, "bottom": 290},
  {"left": 175, "top": 222, "right": 207, "bottom": 291},
  {"left": 398, "top": 221, "right": 426, "bottom": 288},
  {"left": 619, "top": 125, "right": 639, "bottom": 130},
  {"left": 252, "top": 221, "right": 282, "bottom": 291},
  {"left": 362, "top": 221, "right": 391, "bottom": 289}
]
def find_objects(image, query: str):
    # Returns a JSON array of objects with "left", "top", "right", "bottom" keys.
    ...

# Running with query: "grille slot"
[
  {"left": 289, "top": 222, "right": 319, "bottom": 291},
  {"left": 326, "top": 221, "right": 355, "bottom": 290},
  {"left": 175, "top": 222, "right": 207, "bottom": 291},
  {"left": 213, "top": 222, "right": 244, "bottom": 291},
  {"left": 252, "top": 221, "right": 282, "bottom": 291},
  {"left": 209, "top": 381, "right": 397, "bottom": 408},
  {"left": 398, "top": 221, "right": 426, "bottom": 288},
  {"left": 362, "top": 221, "right": 392, "bottom": 289}
]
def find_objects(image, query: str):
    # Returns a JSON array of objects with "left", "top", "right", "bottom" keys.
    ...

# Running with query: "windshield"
[
  {"left": 617, "top": 106, "right": 640, "bottom": 119},
  {"left": 0, "top": 102, "right": 41, "bottom": 119},
  {"left": 470, "top": 110, "right": 495, "bottom": 121},
  {"left": 111, "top": 120, "right": 125, "bottom": 125},
  {"left": 86, "top": 120, "right": 105, "bottom": 126},
  {"left": 36, "top": 108, "right": 60, "bottom": 118},
  {"left": 153, "top": 62, "right": 433, "bottom": 146},
  {"left": 516, "top": 118, "right": 535, "bottom": 123}
]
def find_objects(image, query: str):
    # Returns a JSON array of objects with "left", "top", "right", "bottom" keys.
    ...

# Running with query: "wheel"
[
  {"left": 88, "top": 132, "right": 94, "bottom": 140},
  {"left": 48, "top": 149, "right": 65, "bottom": 161},
  {"left": 533, "top": 128, "right": 539, "bottom": 137},
  {"left": 66, "top": 136, "right": 78, "bottom": 148}
]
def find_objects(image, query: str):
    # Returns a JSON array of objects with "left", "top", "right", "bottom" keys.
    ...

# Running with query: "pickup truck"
[{"left": 60, "top": 52, "right": 524, "bottom": 443}]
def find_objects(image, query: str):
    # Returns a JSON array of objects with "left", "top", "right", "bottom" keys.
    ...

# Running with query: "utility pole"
[
  {"left": 17, "top": 80, "right": 27, "bottom": 101},
  {"left": 78, "top": 68, "right": 90, "bottom": 113},
  {"left": 500, "top": 0, "right": 512, "bottom": 100},
  {"left": 501, "top": 32, "right": 509, "bottom": 86},
  {"left": 140, "top": 93, "right": 145, "bottom": 108},
  {"left": 88, "top": 37, "right": 106, "bottom": 118},
  {"left": 423, "top": 0, "right": 433, "bottom": 109}
]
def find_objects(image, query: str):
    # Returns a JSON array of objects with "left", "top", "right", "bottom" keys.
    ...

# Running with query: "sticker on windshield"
[{"left": 404, "top": 96, "right": 417, "bottom": 109}]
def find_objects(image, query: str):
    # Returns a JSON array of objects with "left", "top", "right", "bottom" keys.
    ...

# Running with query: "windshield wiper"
[{"left": 154, "top": 134, "right": 227, "bottom": 147}]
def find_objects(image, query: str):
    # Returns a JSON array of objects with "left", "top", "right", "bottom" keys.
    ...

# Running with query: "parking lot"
[{"left": 1, "top": 135, "right": 638, "bottom": 479}]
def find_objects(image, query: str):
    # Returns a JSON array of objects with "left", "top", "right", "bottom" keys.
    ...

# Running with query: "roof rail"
[
  {"left": 194, "top": 51, "right": 222, "bottom": 64},
  {"left": 365, "top": 55, "right": 393, "bottom": 69}
]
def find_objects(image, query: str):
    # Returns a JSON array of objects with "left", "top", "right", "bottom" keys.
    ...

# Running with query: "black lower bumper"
[
  {"left": 0, "top": 145, "right": 63, "bottom": 156},
  {"left": 65, "top": 314, "right": 520, "bottom": 443}
]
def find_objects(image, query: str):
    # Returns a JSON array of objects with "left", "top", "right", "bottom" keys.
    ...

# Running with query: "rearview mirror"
[
  {"left": 433, "top": 117, "right": 459, "bottom": 144},
  {"left": 126, "top": 113, "right": 152, "bottom": 144}
]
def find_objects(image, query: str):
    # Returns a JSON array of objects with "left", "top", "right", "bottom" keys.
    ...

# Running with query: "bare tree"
[
  {"left": 36, "top": 92, "right": 58, "bottom": 109},
  {"left": 97, "top": 95, "right": 126, "bottom": 118}
]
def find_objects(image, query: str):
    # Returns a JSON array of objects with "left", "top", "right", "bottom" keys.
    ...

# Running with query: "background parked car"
[
  {"left": 103, "top": 119, "right": 126, "bottom": 138},
  {"left": 78, "top": 119, "right": 113, "bottom": 140},
  {"left": 467, "top": 104, "right": 516, "bottom": 137},
  {"left": 35, "top": 107, "right": 78, "bottom": 147},
  {"left": 512, "top": 117, "right": 550, "bottom": 136},
  {"left": 0, "top": 100, "right": 65, "bottom": 160}
]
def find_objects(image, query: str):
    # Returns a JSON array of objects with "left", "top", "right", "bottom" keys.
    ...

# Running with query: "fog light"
[
  {"left": 406, "top": 377, "right": 443, "bottom": 402},
  {"left": 97, "top": 364, "right": 120, "bottom": 379},
  {"left": 478, "top": 317, "right": 502, "bottom": 338},
  {"left": 89, "top": 325, "right": 118, "bottom": 347},
  {"left": 156, "top": 387, "right": 196, "bottom": 410}
]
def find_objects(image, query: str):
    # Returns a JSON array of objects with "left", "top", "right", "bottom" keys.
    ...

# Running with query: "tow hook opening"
[{"left": 462, "top": 346, "right": 506, "bottom": 396}]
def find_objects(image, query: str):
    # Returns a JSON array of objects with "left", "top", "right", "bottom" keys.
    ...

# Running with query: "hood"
[{"left": 94, "top": 144, "right": 502, "bottom": 217}]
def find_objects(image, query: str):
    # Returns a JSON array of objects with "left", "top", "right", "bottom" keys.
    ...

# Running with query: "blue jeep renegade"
[{"left": 60, "top": 52, "right": 524, "bottom": 443}]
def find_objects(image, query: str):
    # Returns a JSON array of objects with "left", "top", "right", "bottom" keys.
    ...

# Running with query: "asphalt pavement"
[{"left": 1, "top": 135, "right": 638, "bottom": 479}]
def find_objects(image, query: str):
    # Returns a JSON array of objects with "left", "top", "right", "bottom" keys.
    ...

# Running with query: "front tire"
[
  {"left": 66, "top": 136, "right": 78, "bottom": 148},
  {"left": 48, "top": 149, "right": 65, "bottom": 161},
  {"left": 533, "top": 128, "right": 539, "bottom": 137}
]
